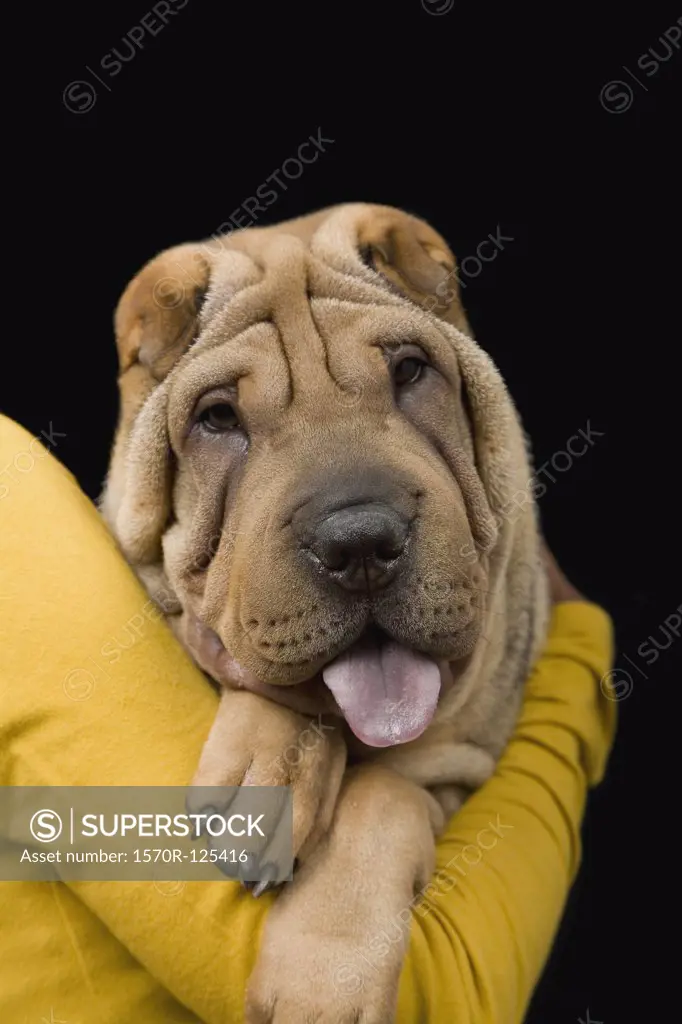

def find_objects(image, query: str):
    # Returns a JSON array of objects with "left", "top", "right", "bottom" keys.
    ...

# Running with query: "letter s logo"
[{"left": 30, "top": 809, "right": 63, "bottom": 843}]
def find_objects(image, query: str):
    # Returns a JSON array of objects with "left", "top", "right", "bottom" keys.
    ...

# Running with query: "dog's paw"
[
  {"left": 246, "top": 930, "right": 399, "bottom": 1024},
  {"left": 187, "top": 690, "right": 347, "bottom": 872}
]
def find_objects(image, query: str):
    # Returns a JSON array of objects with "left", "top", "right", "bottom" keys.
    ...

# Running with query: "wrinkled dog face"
[{"left": 106, "top": 206, "right": 500, "bottom": 747}]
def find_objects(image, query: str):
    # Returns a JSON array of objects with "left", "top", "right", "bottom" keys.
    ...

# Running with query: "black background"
[{"left": 8, "top": 2, "right": 681, "bottom": 1020}]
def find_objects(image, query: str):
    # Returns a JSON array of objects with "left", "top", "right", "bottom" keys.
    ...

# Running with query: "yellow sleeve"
[
  {"left": 396, "top": 602, "right": 615, "bottom": 1023},
  {"left": 0, "top": 416, "right": 616, "bottom": 1024},
  {"left": 0, "top": 416, "right": 266, "bottom": 1024}
]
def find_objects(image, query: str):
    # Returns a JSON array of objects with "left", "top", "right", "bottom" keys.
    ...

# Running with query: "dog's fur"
[{"left": 102, "top": 203, "right": 549, "bottom": 1023}]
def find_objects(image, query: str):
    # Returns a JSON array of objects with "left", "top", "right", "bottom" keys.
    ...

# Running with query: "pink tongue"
[{"left": 322, "top": 641, "right": 441, "bottom": 747}]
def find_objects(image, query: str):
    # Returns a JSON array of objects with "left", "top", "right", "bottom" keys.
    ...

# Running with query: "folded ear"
[
  {"left": 115, "top": 242, "right": 211, "bottom": 382},
  {"left": 102, "top": 243, "right": 211, "bottom": 563},
  {"left": 356, "top": 206, "right": 472, "bottom": 335}
]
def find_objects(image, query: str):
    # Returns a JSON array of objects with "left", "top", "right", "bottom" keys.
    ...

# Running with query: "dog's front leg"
[
  {"left": 246, "top": 764, "right": 441, "bottom": 1024},
  {"left": 188, "top": 689, "right": 347, "bottom": 868}
]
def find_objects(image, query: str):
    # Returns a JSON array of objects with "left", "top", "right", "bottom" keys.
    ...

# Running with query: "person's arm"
[
  {"left": 397, "top": 600, "right": 614, "bottom": 1022},
  {"left": 0, "top": 415, "right": 267, "bottom": 1024},
  {"left": 0, "top": 416, "right": 615, "bottom": 1024},
  {"left": 395, "top": 550, "right": 615, "bottom": 1022}
]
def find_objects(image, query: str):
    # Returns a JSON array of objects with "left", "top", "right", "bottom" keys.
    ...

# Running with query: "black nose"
[{"left": 306, "top": 503, "right": 409, "bottom": 592}]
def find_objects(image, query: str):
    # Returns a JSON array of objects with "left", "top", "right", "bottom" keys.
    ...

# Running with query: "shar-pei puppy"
[{"left": 102, "top": 203, "right": 549, "bottom": 1022}]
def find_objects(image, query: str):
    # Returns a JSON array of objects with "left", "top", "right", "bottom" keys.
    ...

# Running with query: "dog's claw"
[
  {"left": 250, "top": 862, "right": 279, "bottom": 898},
  {"left": 250, "top": 877, "right": 275, "bottom": 898},
  {"left": 239, "top": 858, "right": 279, "bottom": 896}
]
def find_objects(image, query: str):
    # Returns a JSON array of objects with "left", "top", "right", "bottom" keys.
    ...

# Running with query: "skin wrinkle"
[
  {"left": 278, "top": 320, "right": 295, "bottom": 408},
  {"left": 197, "top": 287, "right": 273, "bottom": 362},
  {"left": 308, "top": 299, "right": 338, "bottom": 393},
  {"left": 262, "top": 241, "right": 325, "bottom": 403},
  {"left": 306, "top": 249, "right": 407, "bottom": 312}
]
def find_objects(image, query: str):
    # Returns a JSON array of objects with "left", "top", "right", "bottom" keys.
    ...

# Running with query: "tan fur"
[{"left": 102, "top": 203, "right": 549, "bottom": 1023}]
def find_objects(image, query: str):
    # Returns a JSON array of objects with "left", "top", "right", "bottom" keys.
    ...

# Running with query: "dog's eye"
[
  {"left": 393, "top": 356, "right": 427, "bottom": 387},
  {"left": 199, "top": 403, "right": 240, "bottom": 432}
]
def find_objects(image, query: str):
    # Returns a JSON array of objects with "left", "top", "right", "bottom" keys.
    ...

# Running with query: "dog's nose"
[{"left": 306, "top": 503, "right": 409, "bottom": 592}]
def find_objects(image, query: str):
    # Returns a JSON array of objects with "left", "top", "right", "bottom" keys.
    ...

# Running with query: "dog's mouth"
[
  {"left": 185, "top": 615, "right": 445, "bottom": 748},
  {"left": 320, "top": 625, "right": 441, "bottom": 747}
]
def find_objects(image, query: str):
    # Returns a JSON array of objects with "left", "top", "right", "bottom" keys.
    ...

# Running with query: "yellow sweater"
[{"left": 0, "top": 415, "right": 616, "bottom": 1023}]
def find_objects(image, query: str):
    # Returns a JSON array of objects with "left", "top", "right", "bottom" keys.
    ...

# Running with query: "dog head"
[{"left": 103, "top": 204, "right": 541, "bottom": 747}]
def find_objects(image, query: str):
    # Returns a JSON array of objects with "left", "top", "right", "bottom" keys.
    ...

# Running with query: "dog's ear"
[
  {"left": 102, "top": 243, "right": 211, "bottom": 572},
  {"left": 357, "top": 207, "right": 472, "bottom": 335},
  {"left": 115, "top": 242, "right": 211, "bottom": 383}
]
